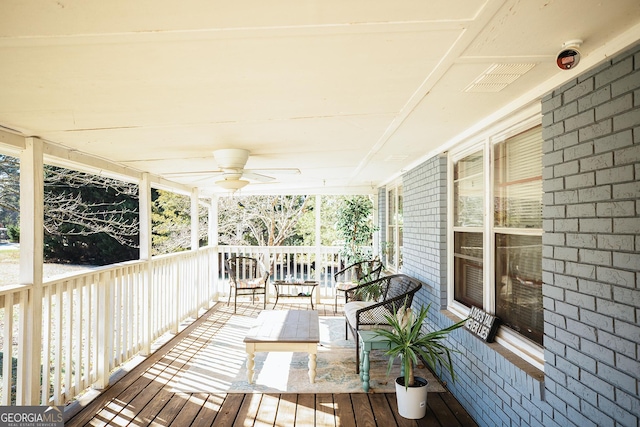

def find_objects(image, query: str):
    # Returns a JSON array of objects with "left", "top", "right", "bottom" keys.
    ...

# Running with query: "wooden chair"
[
  {"left": 334, "top": 258, "right": 384, "bottom": 312},
  {"left": 225, "top": 256, "right": 269, "bottom": 313}
]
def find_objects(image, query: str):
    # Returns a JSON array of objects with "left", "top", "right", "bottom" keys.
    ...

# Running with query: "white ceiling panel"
[{"left": 0, "top": 0, "right": 638, "bottom": 195}]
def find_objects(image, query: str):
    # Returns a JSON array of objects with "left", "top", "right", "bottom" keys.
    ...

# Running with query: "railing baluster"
[
  {"left": 94, "top": 270, "right": 111, "bottom": 389},
  {"left": 1, "top": 291, "right": 14, "bottom": 405},
  {"left": 174, "top": 260, "right": 180, "bottom": 332},
  {"left": 64, "top": 280, "right": 73, "bottom": 402},
  {"left": 53, "top": 283, "right": 62, "bottom": 403},
  {"left": 83, "top": 278, "right": 92, "bottom": 390},
  {"left": 73, "top": 278, "right": 82, "bottom": 399},
  {"left": 41, "top": 286, "right": 51, "bottom": 404},
  {"left": 15, "top": 289, "right": 28, "bottom": 404}
]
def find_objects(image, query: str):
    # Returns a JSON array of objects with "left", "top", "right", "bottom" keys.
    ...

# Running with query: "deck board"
[
  {"left": 66, "top": 301, "right": 479, "bottom": 427},
  {"left": 148, "top": 392, "right": 189, "bottom": 426},
  {"left": 334, "top": 394, "right": 357, "bottom": 427},
  {"left": 296, "top": 393, "right": 317, "bottom": 426},
  {"left": 315, "top": 393, "right": 336, "bottom": 427},
  {"left": 254, "top": 393, "right": 279, "bottom": 427},
  {"left": 273, "top": 393, "right": 297, "bottom": 427},
  {"left": 351, "top": 393, "right": 376, "bottom": 427},
  {"left": 368, "top": 393, "right": 398, "bottom": 426}
]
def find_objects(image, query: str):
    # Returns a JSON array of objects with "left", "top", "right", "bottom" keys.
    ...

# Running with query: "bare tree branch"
[{"left": 218, "top": 195, "right": 311, "bottom": 247}]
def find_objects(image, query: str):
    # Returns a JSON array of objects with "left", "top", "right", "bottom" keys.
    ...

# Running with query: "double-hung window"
[
  {"left": 451, "top": 124, "right": 543, "bottom": 360},
  {"left": 386, "top": 184, "right": 403, "bottom": 271},
  {"left": 453, "top": 150, "right": 484, "bottom": 308}
]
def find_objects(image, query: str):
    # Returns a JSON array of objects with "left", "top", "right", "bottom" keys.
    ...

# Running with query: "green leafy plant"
[
  {"left": 7, "top": 225, "right": 19, "bottom": 243},
  {"left": 335, "top": 196, "right": 377, "bottom": 265},
  {"left": 353, "top": 281, "right": 384, "bottom": 301},
  {"left": 374, "top": 302, "right": 466, "bottom": 388}
]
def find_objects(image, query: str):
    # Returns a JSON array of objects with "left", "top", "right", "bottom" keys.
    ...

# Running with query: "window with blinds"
[
  {"left": 387, "top": 187, "right": 396, "bottom": 268},
  {"left": 451, "top": 125, "right": 543, "bottom": 346},
  {"left": 386, "top": 184, "right": 403, "bottom": 271},
  {"left": 453, "top": 150, "right": 484, "bottom": 309},
  {"left": 454, "top": 151, "right": 484, "bottom": 227},
  {"left": 495, "top": 234, "right": 543, "bottom": 344},
  {"left": 494, "top": 127, "right": 543, "bottom": 229},
  {"left": 454, "top": 232, "right": 484, "bottom": 308},
  {"left": 493, "top": 126, "right": 543, "bottom": 345}
]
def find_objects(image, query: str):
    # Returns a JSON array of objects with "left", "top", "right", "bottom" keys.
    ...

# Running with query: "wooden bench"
[{"left": 343, "top": 273, "right": 422, "bottom": 373}]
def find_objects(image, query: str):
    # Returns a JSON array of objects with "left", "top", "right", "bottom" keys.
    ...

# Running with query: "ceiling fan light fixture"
[
  {"left": 212, "top": 148, "right": 250, "bottom": 169},
  {"left": 215, "top": 178, "right": 249, "bottom": 191}
]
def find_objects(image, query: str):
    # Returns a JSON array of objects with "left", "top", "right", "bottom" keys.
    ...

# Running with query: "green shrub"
[{"left": 7, "top": 225, "right": 19, "bottom": 242}]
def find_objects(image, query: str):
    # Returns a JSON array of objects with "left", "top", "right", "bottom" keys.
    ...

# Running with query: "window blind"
[{"left": 494, "top": 126, "right": 542, "bottom": 228}]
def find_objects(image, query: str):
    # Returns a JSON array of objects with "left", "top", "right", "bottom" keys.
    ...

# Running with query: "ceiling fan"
[{"left": 168, "top": 148, "right": 300, "bottom": 191}]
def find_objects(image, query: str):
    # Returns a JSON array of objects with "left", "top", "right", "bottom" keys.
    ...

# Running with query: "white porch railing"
[
  {"left": 216, "top": 245, "right": 347, "bottom": 299},
  {"left": 0, "top": 247, "right": 215, "bottom": 406},
  {"left": 0, "top": 245, "right": 354, "bottom": 406}
]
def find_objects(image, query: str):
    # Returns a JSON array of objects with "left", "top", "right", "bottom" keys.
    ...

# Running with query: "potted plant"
[
  {"left": 335, "top": 195, "right": 378, "bottom": 265},
  {"left": 374, "top": 302, "right": 466, "bottom": 419}
]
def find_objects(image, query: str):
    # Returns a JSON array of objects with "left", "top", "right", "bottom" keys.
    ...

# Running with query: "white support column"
[
  {"left": 191, "top": 189, "right": 199, "bottom": 251},
  {"left": 191, "top": 189, "right": 200, "bottom": 315},
  {"left": 18, "top": 137, "right": 44, "bottom": 404},
  {"left": 209, "top": 196, "right": 219, "bottom": 301},
  {"left": 314, "top": 195, "right": 322, "bottom": 304},
  {"left": 139, "top": 173, "right": 153, "bottom": 356}
]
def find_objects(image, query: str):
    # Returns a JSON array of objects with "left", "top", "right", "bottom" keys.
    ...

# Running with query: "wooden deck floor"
[{"left": 65, "top": 300, "right": 479, "bottom": 427}]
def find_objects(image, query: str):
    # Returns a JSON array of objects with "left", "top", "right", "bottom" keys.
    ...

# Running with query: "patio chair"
[
  {"left": 343, "top": 273, "right": 422, "bottom": 373},
  {"left": 225, "top": 256, "right": 269, "bottom": 313},
  {"left": 334, "top": 258, "right": 384, "bottom": 312}
]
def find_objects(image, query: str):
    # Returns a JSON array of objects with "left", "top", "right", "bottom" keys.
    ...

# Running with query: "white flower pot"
[{"left": 395, "top": 376, "right": 428, "bottom": 419}]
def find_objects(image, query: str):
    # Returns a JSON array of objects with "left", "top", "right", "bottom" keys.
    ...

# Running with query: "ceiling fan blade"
[
  {"left": 245, "top": 168, "right": 301, "bottom": 175},
  {"left": 164, "top": 170, "right": 223, "bottom": 177},
  {"left": 242, "top": 171, "right": 277, "bottom": 182}
]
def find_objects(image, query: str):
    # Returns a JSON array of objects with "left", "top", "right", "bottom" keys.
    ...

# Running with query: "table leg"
[
  {"left": 362, "top": 349, "right": 370, "bottom": 392},
  {"left": 359, "top": 342, "right": 364, "bottom": 379},
  {"left": 246, "top": 344, "right": 255, "bottom": 383},
  {"left": 308, "top": 353, "right": 317, "bottom": 383}
]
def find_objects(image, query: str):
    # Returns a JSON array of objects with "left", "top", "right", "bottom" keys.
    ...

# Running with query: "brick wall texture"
[
  {"left": 394, "top": 43, "right": 639, "bottom": 427},
  {"left": 402, "top": 154, "right": 448, "bottom": 308},
  {"left": 540, "top": 43, "right": 640, "bottom": 427}
]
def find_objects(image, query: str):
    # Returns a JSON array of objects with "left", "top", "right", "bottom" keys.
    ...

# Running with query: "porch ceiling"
[{"left": 0, "top": 1, "right": 638, "bottom": 196}]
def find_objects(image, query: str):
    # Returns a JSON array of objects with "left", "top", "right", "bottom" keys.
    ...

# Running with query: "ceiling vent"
[{"left": 464, "top": 63, "right": 536, "bottom": 93}]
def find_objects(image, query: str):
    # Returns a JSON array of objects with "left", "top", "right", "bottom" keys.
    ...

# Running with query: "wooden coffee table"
[{"left": 244, "top": 310, "right": 320, "bottom": 383}]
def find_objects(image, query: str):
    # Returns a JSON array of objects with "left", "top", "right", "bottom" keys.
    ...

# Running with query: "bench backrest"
[
  {"left": 334, "top": 258, "right": 384, "bottom": 283},
  {"left": 381, "top": 274, "right": 421, "bottom": 310},
  {"left": 344, "top": 273, "right": 423, "bottom": 330}
]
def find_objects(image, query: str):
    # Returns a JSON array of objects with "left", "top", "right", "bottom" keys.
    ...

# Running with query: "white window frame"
[
  {"left": 448, "top": 113, "right": 545, "bottom": 371},
  {"left": 385, "top": 181, "right": 403, "bottom": 272}
]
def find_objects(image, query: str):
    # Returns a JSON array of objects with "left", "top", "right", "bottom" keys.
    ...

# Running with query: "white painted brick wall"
[
  {"left": 381, "top": 40, "right": 640, "bottom": 427},
  {"left": 542, "top": 42, "right": 640, "bottom": 427}
]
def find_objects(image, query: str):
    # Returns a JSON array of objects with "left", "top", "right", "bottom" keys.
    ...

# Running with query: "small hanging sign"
[{"left": 465, "top": 306, "right": 500, "bottom": 342}]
